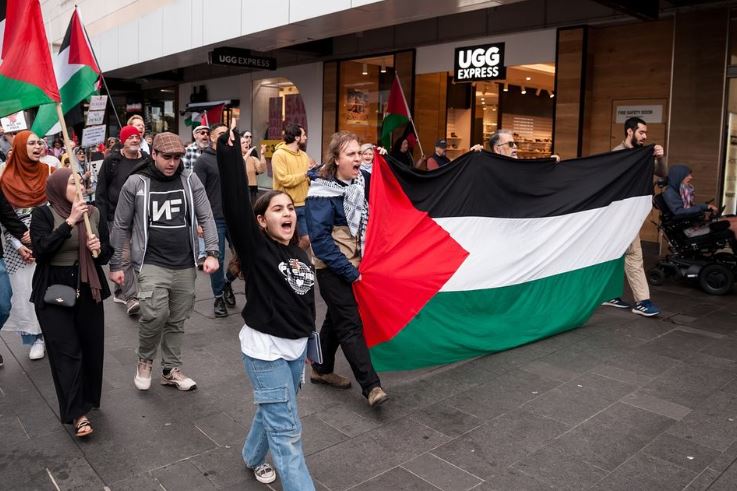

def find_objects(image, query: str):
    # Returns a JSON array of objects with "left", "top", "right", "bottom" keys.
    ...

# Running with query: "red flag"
[{"left": 0, "top": 0, "right": 60, "bottom": 116}]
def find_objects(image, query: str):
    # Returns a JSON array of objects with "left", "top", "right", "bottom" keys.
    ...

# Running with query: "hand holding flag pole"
[{"left": 54, "top": 103, "right": 98, "bottom": 258}]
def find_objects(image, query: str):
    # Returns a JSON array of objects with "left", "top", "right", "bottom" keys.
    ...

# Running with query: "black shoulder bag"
[{"left": 43, "top": 266, "right": 80, "bottom": 307}]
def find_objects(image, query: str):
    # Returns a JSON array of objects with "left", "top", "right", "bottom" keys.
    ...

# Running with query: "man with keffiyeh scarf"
[{"left": 305, "top": 131, "right": 388, "bottom": 407}]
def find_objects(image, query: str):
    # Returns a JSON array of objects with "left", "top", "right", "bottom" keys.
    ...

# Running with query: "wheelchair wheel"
[
  {"left": 698, "top": 263, "right": 734, "bottom": 295},
  {"left": 647, "top": 267, "right": 666, "bottom": 286}
]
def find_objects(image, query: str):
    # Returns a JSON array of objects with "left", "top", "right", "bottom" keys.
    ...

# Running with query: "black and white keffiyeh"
[{"left": 308, "top": 172, "right": 369, "bottom": 254}]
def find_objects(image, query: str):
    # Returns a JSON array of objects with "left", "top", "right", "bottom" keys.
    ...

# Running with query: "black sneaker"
[
  {"left": 214, "top": 296, "right": 228, "bottom": 318},
  {"left": 223, "top": 282, "right": 236, "bottom": 307}
]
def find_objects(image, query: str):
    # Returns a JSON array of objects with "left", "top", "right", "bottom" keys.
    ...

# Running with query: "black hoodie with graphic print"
[{"left": 216, "top": 131, "right": 315, "bottom": 339}]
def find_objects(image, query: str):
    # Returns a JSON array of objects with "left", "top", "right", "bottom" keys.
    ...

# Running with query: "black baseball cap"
[{"left": 435, "top": 139, "right": 447, "bottom": 149}]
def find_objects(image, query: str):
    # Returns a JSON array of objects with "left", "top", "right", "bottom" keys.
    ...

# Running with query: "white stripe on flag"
[{"left": 435, "top": 195, "right": 652, "bottom": 292}]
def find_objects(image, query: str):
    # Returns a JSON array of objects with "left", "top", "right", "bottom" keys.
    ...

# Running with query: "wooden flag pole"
[{"left": 54, "top": 103, "right": 98, "bottom": 257}]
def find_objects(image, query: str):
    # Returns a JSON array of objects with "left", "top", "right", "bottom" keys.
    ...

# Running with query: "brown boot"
[
  {"left": 310, "top": 369, "right": 352, "bottom": 389},
  {"left": 368, "top": 387, "right": 389, "bottom": 407}
]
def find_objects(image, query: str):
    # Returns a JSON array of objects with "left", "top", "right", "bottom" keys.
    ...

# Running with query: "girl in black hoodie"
[{"left": 216, "top": 126, "right": 315, "bottom": 491}]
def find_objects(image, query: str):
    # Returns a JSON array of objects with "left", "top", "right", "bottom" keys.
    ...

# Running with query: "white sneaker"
[
  {"left": 134, "top": 358, "right": 153, "bottom": 390},
  {"left": 160, "top": 367, "right": 197, "bottom": 391},
  {"left": 29, "top": 339, "right": 45, "bottom": 360},
  {"left": 251, "top": 463, "right": 277, "bottom": 484}
]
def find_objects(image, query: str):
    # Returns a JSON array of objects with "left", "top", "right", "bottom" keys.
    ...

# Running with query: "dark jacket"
[
  {"left": 194, "top": 147, "right": 223, "bottom": 220},
  {"left": 95, "top": 150, "right": 149, "bottom": 223},
  {"left": 217, "top": 132, "right": 315, "bottom": 340},
  {"left": 0, "top": 190, "right": 28, "bottom": 259},
  {"left": 305, "top": 170, "right": 371, "bottom": 283},
  {"left": 109, "top": 160, "right": 218, "bottom": 273},
  {"left": 662, "top": 165, "right": 708, "bottom": 217},
  {"left": 29, "top": 205, "right": 113, "bottom": 307}
]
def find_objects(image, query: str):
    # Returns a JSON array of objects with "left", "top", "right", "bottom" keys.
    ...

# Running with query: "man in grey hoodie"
[{"left": 110, "top": 132, "right": 219, "bottom": 392}]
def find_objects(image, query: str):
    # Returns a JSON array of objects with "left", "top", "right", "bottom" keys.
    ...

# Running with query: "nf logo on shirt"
[{"left": 149, "top": 190, "right": 187, "bottom": 229}]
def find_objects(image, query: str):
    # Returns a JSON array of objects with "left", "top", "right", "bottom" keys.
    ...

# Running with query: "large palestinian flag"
[
  {"left": 354, "top": 146, "right": 655, "bottom": 371},
  {"left": 32, "top": 8, "right": 101, "bottom": 136},
  {"left": 0, "top": 0, "right": 59, "bottom": 117}
]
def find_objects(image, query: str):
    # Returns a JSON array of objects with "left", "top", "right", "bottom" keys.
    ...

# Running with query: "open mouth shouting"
[{"left": 280, "top": 219, "right": 294, "bottom": 234}]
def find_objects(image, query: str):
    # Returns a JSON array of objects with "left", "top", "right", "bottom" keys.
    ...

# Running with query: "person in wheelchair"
[{"left": 662, "top": 165, "right": 737, "bottom": 239}]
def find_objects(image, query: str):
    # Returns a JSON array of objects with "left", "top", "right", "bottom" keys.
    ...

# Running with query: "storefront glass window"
[
  {"left": 723, "top": 80, "right": 737, "bottom": 214},
  {"left": 337, "top": 55, "right": 395, "bottom": 146},
  {"left": 251, "top": 77, "right": 307, "bottom": 189}
]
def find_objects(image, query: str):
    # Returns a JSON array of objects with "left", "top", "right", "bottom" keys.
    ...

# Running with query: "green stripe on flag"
[
  {"left": 381, "top": 113, "right": 409, "bottom": 148},
  {"left": 368, "top": 258, "right": 624, "bottom": 371},
  {"left": 0, "top": 75, "right": 57, "bottom": 118},
  {"left": 32, "top": 67, "right": 98, "bottom": 136}
]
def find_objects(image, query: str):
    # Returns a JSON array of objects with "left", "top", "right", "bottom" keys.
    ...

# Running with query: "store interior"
[{"left": 446, "top": 64, "right": 555, "bottom": 159}]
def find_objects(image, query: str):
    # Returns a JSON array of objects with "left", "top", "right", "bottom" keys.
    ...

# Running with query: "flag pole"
[
  {"left": 54, "top": 102, "right": 98, "bottom": 258},
  {"left": 76, "top": 6, "right": 123, "bottom": 130},
  {"left": 395, "top": 71, "right": 424, "bottom": 158}
]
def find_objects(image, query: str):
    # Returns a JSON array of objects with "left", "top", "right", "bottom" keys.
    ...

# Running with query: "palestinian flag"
[
  {"left": 0, "top": 0, "right": 59, "bottom": 117},
  {"left": 354, "top": 146, "right": 655, "bottom": 371},
  {"left": 32, "top": 8, "right": 101, "bottom": 136},
  {"left": 380, "top": 77, "right": 410, "bottom": 148}
]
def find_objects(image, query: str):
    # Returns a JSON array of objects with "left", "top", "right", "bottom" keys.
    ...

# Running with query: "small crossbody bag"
[{"left": 43, "top": 266, "right": 80, "bottom": 308}]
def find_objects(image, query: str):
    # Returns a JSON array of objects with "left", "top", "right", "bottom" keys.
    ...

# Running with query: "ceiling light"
[
  {"left": 521, "top": 86, "right": 527, "bottom": 95},
  {"left": 549, "top": 92, "right": 555, "bottom": 98},
  {"left": 362, "top": 63, "right": 368, "bottom": 76},
  {"left": 492, "top": 107, "right": 497, "bottom": 111},
  {"left": 525, "top": 76, "right": 531, "bottom": 81},
  {"left": 481, "top": 97, "right": 485, "bottom": 102},
  {"left": 503, "top": 83, "right": 508, "bottom": 92},
  {"left": 380, "top": 64, "right": 386, "bottom": 73},
  {"left": 483, "top": 106, "right": 487, "bottom": 110}
]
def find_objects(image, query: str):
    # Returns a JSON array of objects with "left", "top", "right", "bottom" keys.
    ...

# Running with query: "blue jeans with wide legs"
[
  {"left": 241, "top": 349, "right": 314, "bottom": 491},
  {"left": 209, "top": 218, "right": 228, "bottom": 297},
  {"left": 0, "top": 259, "right": 12, "bottom": 329}
]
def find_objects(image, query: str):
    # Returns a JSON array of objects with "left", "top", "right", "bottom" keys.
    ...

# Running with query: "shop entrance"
[
  {"left": 251, "top": 77, "right": 307, "bottom": 190},
  {"left": 417, "top": 63, "right": 555, "bottom": 160}
]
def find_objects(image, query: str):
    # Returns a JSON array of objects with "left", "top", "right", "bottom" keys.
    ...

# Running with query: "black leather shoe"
[
  {"left": 223, "top": 282, "right": 236, "bottom": 307},
  {"left": 214, "top": 297, "right": 228, "bottom": 318}
]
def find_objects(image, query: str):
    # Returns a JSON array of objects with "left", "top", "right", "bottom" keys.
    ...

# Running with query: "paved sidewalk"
[{"left": 2, "top": 262, "right": 737, "bottom": 490}]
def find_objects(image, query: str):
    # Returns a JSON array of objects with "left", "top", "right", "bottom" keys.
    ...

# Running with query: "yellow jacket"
[{"left": 271, "top": 142, "right": 310, "bottom": 206}]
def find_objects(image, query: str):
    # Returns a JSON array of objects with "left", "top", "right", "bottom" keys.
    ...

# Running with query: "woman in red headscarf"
[
  {"left": 30, "top": 167, "right": 111, "bottom": 437},
  {"left": 0, "top": 130, "right": 53, "bottom": 360}
]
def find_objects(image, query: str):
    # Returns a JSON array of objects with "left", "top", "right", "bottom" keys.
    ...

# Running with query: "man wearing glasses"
[
  {"left": 182, "top": 125, "right": 210, "bottom": 172},
  {"left": 110, "top": 132, "right": 219, "bottom": 392},
  {"left": 470, "top": 130, "right": 518, "bottom": 157}
]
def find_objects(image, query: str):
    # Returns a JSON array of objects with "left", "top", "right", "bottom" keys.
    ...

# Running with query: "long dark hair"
[{"left": 253, "top": 191, "right": 299, "bottom": 246}]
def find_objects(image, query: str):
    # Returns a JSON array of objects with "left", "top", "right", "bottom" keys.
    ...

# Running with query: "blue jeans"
[
  {"left": 0, "top": 259, "right": 11, "bottom": 330},
  {"left": 209, "top": 218, "right": 228, "bottom": 297},
  {"left": 242, "top": 350, "right": 314, "bottom": 491}
]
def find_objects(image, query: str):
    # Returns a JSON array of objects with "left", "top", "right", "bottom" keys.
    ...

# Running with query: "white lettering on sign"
[
  {"left": 615, "top": 105, "right": 664, "bottom": 124},
  {"left": 152, "top": 199, "right": 182, "bottom": 222},
  {"left": 454, "top": 42, "right": 505, "bottom": 82},
  {"left": 458, "top": 46, "right": 501, "bottom": 69}
]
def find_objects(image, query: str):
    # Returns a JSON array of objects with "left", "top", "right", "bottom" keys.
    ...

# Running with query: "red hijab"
[{"left": 0, "top": 130, "right": 53, "bottom": 207}]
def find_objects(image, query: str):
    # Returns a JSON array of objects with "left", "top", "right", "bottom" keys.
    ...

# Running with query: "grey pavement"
[{"left": 2, "top": 253, "right": 737, "bottom": 490}]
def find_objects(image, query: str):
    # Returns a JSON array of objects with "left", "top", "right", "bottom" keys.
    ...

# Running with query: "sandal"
[{"left": 73, "top": 416, "right": 94, "bottom": 438}]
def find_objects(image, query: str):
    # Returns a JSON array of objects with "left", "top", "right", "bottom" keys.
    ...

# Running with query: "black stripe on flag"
[{"left": 384, "top": 145, "right": 655, "bottom": 219}]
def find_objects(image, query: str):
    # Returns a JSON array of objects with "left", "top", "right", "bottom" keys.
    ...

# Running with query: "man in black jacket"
[
  {"left": 0, "top": 191, "right": 30, "bottom": 367},
  {"left": 194, "top": 123, "right": 234, "bottom": 317},
  {"left": 95, "top": 125, "right": 148, "bottom": 315}
]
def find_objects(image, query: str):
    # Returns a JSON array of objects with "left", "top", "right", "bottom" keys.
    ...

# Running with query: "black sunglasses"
[{"left": 495, "top": 141, "right": 517, "bottom": 148}]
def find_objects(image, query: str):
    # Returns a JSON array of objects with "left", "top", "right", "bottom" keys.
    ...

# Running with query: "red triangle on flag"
[
  {"left": 68, "top": 9, "right": 100, "bottom": 73},
  {"left": 354, "top": 155, "right": 469, "bottom": 347},
  {"left": 0, "top": 0, "right": 59, "bottom": 102}
]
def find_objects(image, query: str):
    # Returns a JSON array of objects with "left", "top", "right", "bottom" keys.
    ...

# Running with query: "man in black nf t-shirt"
[
  {"left": 109, "top": 132, "right": 219, "bottom": 393},
  {"left": 95, "top": 125, "right": 148, "bottom": 314}
]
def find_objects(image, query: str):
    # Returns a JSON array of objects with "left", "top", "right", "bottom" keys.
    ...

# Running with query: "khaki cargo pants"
[
  {"left": 136, "top": 265, "right": 196, "bottom": 369},
  {"left": 624, "top": 235, "right": 650, "bottom": 303}
]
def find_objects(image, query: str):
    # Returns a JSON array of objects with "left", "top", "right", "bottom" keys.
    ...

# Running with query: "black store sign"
[
  {"left": 208, "top": 47, "right": 276, "bottom": 70},
  {"left": 454, "top": 42, "right": 506, "bottom": 82}
]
